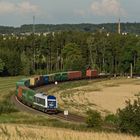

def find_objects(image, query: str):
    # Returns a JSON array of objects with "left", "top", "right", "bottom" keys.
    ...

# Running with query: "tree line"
[
  {"left": 0, "top": 31, "right": 140, "bottom": 76},
  {"left": 0, "top": 23, "right": 140, "bottom": 34}
]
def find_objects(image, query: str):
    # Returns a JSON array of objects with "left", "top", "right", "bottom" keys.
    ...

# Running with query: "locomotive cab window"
[{"left": 34, "top": 97, "right": 45, "bottom": 106}]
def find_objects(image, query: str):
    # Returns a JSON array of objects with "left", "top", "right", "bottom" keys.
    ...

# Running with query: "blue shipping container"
[{"left": 43, "top": 75, "right": 49, "bottom": 84}]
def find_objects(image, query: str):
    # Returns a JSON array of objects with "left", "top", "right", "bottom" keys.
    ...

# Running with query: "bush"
[
  {"left": 0, "top": 101, "right": 18, "bottom": 114},
  {"left": 117, "top": 98, "right": 140, "bottom": 136},
  {"left": 86, "top": 110, "right": 102, "bottom": 128},
  {"left": 104, "top": 114, "right": 119, "bottom": 125}
]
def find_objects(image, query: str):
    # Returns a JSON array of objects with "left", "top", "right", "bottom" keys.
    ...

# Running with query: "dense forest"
[
  {"left": 0, "top": 23, "right": 140, "bottom": 34},
  {"left": 0, "top": 29, "right": 140, "bottom": 76}
]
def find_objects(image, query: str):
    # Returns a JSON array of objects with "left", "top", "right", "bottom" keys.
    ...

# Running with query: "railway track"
[
  {"left": 11, "top": 95, "right": 85, "bottom": 123},
  {"left": 11, "top": 75, "right": 113, "bottom": 123}
]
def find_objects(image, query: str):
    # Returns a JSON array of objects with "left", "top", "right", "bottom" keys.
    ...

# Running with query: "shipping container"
[
  {"left": 43, "top": 75, "right": 49, "bottom": 85},
  {"left": 30, "top": 77, "right": 39, "bottom": 86},
  {"left": 16, "top": 78, "right": 30, "bottom": 89},
  {"left": 22, "top": 88, "right": 36, "bottom": 105},
  {"left": 20, "top": 78, "right": 30, "bottom": 87},
  {"left": 54, "top": 73, "right": 61, "bottom": 81},
  {"left": 86, "top": 69, "right": 98, "bottom": 77},
  {"left": 61, "top": 72, "right": 68, "bottom": 81},
  {"left": 36, "top": 75, "right": 45, "bottom": 86},
  {"left": 17, "top": 86, "right": 28, "bottom": 99},
  {"left": 68, "top": 71, "right": 82, "bottom": 80},
  {"left": 17, "top": 86, "right": 26, "bottom": 99},
  {"left": 48, "top": 74, "right": 55, "bottom": 83},
  {"left": 16, "top": 81, "right": 24, "bottom": 89}
]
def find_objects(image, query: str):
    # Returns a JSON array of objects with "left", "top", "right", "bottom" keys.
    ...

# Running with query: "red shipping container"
[
  {"left": 86, "top": 69, "right": 98, "bottom": 77},
  {"left": 86, "top": 69, "right": 91, "bottom": 77},
  {"left": 91, "top": 70, "right": 98, "bottom": 77},
  {"left": 68, "top": 71, "right": 82, "bottom": 80},
  {"left": 18, "top": 86, "right": 29, "bottom": 99},
  {"left": 18, "top": 86, "right": 23, "bottom": 98}
]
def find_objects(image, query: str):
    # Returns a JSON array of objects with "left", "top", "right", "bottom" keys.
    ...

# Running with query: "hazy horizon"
[
  {"left": 0, "top": 0, "right": 139, "bottom": 27},
  {"left": 0, "top": 22, "right": 140, "bottom": 28}
]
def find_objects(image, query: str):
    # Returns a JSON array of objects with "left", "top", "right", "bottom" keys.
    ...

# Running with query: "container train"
[{"left": 16, "top": 69, "right": 98, "bottom": 113}]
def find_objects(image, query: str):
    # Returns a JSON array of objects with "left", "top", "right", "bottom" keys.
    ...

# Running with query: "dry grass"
[
  {"left": 0, "top": 124, "right": 139, "bottom": 140},
  {"left": 38, "top": 78, "right": 140, "bottom": 116}
]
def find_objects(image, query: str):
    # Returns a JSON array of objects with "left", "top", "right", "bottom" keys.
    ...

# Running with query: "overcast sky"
[{"left": 0, "top": 0, "right": 139, "bottom": 27}]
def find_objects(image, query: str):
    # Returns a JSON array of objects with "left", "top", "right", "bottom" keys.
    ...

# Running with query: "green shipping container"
[
  {"left": 61, "top": 72, "right": 68, "bottom": 81},
  {"left": 16, "top": 78, "right": 30, "bottom": 89},
  {"left": 54, "top": 73, "right": 62, "bottom": 81},
  {"left": 16, "top": 81, "right": 25, "bottom": 89},
  {"left": 22, "top": 88, "right": 36, "bottom": 105},
  {"left": 48, "top": 74, "right": 55, "bottom": 83}
]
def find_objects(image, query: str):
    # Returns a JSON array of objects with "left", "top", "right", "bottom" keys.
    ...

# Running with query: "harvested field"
[
  {"left": 39, "top": 78, "right": 140, "bottom": 116},
  {"left": 0, "top": 124, "right": 139, "bottom": 140}
]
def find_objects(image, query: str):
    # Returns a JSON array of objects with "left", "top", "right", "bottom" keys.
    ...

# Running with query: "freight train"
[{"left": 16, "top": 69, "right": 98, "bottom": 113}]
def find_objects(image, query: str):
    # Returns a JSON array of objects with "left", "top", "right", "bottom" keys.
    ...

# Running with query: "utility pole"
[
  {"left": 33, "top": 16, "right": 36, "bottom": 72},
  {"left": 130, "top": 63, "right": 133, "bottom": 78},
  {"left": 87, "top": 37, "right": 94, "bottom": 69},
  {"left": 33, "top": 16, "right": 35, "bottom": 34}
]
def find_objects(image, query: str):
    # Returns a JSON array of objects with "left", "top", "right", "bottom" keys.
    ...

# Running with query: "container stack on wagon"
[
  {"left": 43, "top": 75, "right": 49, "bottom": 85},
  {"left": 37, "top": 75, "right": 44, "bottom": 86},
  {"left": 16, "top": 74, "right": 58, "bottom": 113},
  {"left": 86, "top": 69, "right": 98, "bottom": 78},
  {"left": 67, "top": 71, "right": 82, "bottom": 80},
  {"left": 54, "top": 73, "right": 62, "bottom": 82},
  {"left": 17, "top": 86, "right": 35, "bottom": 105},
  {"left": 15, "top": 69, "right": 101, "bottom": 114},
  {"left": 48, "top": 74, "right": 55, "bottom": 83},
  {"left": 30, "top": 77, "right": 39, "bottom": 87},
  {"left": 61, "top": 72, "right": 68, "bottom": 81},
  {"left": 16, "top": 78, "right": 30, "bottom": 88},
  {"left": 54, "top": 72, "right": 68, "bottom": 82}
]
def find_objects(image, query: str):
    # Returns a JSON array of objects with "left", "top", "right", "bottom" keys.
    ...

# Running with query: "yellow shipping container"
[
  {"left": 30, "top": 77, "right": 39, "bottom": 86},
  {"left": 30, "top": 78, "right": 36, "bottom": 86}
]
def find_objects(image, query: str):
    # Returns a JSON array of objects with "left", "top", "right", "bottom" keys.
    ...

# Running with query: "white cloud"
[
  {"left": 0, "top": 1, "right": 39, "bottom": 15},
  {"left": 0, "top": 1, "right": 15, "bottom": 14},
  {"left": 17, "top": 1, "right": 39, "bottom": 14},
  {"left": 91, "top": 0, "right": 125, "bottom": 16}
]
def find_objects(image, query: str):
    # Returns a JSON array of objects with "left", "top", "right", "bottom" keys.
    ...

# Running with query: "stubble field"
[
  {"left": 0, "top": 124, "right": 139, "bottom": 140},
  {"left": 39, "top": 78, "right": 140, "bottom": 116}
]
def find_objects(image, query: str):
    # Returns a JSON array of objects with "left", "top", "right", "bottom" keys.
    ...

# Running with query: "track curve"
[
  {"left": 12, "top": 76, "right": 112, "bottom": 123},
  {"left": 11, "top": 95, "right": 85, "bottom": 123}
]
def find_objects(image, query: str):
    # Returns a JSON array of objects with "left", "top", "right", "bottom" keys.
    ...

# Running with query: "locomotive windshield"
[{"left": 48, "top": 101, "right": 56, "bottom": 108}]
